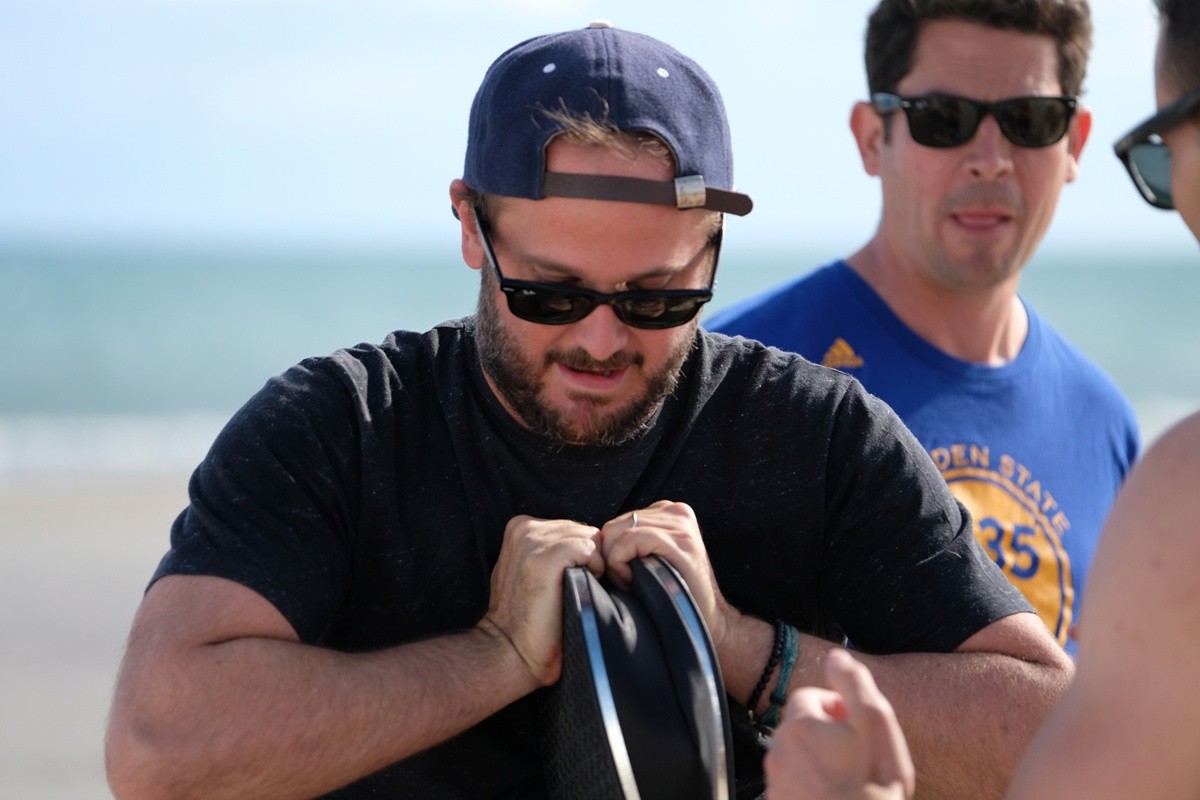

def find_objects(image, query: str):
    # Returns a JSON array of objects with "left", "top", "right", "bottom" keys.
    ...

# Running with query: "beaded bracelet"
[
  {"left": 747, "top": 619, "right": 786, "bottom": 722},
  {"left": 760, "top": 624, "right": 799, "bottom": 729}
]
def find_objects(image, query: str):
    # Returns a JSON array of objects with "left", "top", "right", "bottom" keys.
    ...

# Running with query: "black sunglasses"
[
  {"left": 475, "top": 209, "right": 718, "bottom": 329},
  {"left": 1113, "top": 88, "right": 1200, "bottom": 210},
  {"left": 872, "top": 92, "right": 1078, "bottom": 149}
]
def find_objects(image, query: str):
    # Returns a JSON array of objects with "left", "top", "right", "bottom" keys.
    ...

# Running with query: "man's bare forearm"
[
  {"left": 106, "top": 586, "right": 538, "bottom": 799},
  {"left": 716, "top": 611, "right": 1070, "bottom": 800},
  {"left": 863, "top": 646, "right": 1071, "bottom": 799},
  {"left": 848, "top": 612, "right": 1074, "bottom": 800}
]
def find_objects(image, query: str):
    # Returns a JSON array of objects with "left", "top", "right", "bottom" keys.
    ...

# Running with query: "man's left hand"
[{"left": 599, "top": 500, "right": 737, "bottom": 651}]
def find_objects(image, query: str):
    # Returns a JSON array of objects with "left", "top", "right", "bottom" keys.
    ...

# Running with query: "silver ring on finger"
[{"left": 630, "top": 511, "right": 638, "bottom": 529}]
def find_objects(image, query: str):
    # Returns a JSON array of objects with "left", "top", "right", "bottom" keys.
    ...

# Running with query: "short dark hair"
[
  {"left": 864, "top": 0, "right": 1093, "bottom": 97},
  {"left": 1156, "top": 0, "right": 1200, "bottom": 92}
]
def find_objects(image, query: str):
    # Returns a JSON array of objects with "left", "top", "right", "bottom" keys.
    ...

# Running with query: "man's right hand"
[
  {"left": 764, "top": 649, "right": 915, "bottom": 800},
  {"left": 478, "top": 515, "right": 605, "bottom": 687}
]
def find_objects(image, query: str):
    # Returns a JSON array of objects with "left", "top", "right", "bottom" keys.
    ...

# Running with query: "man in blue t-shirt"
[
  {"left": 766, "top": 1, "right": 1200, "bottom": 797},
  {"left": 708, "top": 0, "right": 1139, "bottom": 655}
]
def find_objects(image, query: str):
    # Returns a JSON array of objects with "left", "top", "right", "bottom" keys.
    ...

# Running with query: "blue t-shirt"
[{"left": 707, "top": 261, "right": 1140, "bottom": 655}]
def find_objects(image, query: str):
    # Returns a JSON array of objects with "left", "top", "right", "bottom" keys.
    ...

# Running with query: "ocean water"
[{"left": 2, "top": 237, "right": 1197, "bottom": 477}]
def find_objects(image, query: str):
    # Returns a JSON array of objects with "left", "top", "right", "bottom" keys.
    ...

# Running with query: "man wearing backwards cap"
[{"left": 106, "top": 22, "right": 1069, "bottom": 799}]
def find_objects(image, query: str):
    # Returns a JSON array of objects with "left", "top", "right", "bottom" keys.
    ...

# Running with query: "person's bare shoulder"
[
  {"left": 1079, "top": 410, "right": 1200, "bottom": 672},
  {"left": 1090, "top": 410, "right": 1200, "bottom": 641},
  {"left": 1006, "top": 411, "right": 1200, "bottom": 800}
]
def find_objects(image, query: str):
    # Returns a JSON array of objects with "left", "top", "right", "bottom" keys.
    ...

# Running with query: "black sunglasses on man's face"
[
  {"left": 473, "top": 207, "right": 718, "bottom": 330},
  {"left": 1114, "top": 88, "right": 1200, "bottom": 210},
  {"left": 872, "top": 92, "right": 1078, "bottom": 149}
]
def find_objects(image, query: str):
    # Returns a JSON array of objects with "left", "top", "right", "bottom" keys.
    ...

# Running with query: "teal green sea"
[{"left": 2, "top": 238, "right": 1197, "bottom": 474}]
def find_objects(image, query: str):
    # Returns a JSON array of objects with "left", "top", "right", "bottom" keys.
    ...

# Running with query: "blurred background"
[{"left": 1, "top": 1, "right": 1195, "bottom": 796}]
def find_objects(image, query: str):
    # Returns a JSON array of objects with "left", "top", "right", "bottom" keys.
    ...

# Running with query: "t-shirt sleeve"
[
  {"left": 819, "top": 385, "right": 1031, "bottom": 653},
  {"left": 151, "top": 357, "right": 364, "bottom": 643}
]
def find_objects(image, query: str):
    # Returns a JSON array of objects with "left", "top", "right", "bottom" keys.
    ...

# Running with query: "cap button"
[{"left": 587, "top": 19, "right": 613, "bottom": 29}]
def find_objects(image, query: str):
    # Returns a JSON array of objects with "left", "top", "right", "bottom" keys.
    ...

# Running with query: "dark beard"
[{"left": 475, "top": 286, "right": 693, "bottom": 448}]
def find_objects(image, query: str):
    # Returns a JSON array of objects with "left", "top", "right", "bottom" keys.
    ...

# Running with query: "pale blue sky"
[{"left": 3, "top": 0, "right": 1192, "bottom": 258}]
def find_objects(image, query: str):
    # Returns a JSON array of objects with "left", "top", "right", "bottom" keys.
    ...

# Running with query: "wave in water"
[{"left": 0, "top": 414, "right": 224, "bottom": 477}]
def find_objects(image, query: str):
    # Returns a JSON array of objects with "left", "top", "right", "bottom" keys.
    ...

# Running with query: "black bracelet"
[{"left": 747, "top": 619, "right": 786, "bottom": 720}]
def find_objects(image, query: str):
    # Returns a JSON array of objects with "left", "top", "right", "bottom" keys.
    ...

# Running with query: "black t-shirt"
[{"left": 155, "top": 319, "right": 1027, "bottom": 798}]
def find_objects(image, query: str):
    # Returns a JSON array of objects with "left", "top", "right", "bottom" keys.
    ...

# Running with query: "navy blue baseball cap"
[{"left": 462, "top": 21, "right": 753, "bottom": 216}]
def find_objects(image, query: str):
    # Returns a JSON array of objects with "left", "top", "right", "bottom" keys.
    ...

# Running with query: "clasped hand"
[{"left": 479, "top": 500, "right": 734, "bottom": 687}]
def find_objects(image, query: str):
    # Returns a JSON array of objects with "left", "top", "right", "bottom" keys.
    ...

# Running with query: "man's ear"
[
  {"left": 849, "top": 101, "right": 885, "bottom": 177},
  {"left": 449, "top": 179, "right": 484, "bottom": 271},
  {"left": 1064, "top": 106, "right": 1093, "bottom": 184}
]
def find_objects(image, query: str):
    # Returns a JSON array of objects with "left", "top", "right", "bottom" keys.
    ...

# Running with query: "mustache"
[
  {"left": 547, "top": 348, "right": 644, "bottom": 372},
  {"left": 941, "top": 184, "right": 1023, "bottom": 215}
]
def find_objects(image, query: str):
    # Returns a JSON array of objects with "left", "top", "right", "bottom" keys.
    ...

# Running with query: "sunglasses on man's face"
[
  {"left": 872, "top": 92, "right": 1078, "bottom": 149},
  {"left": 1113, "top": 88, "right": 1200, "bottom": 210},
  {"left": 474, "top": 209, "right": 717, "bottom": 329}
]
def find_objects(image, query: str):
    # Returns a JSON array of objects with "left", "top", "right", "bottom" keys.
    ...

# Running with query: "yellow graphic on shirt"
[
  {"left": 820, "top": 338, "right": 864, "bottom": 370},
  {"left": 929, "top": 446, "right": 1074, "bottom": 647}
]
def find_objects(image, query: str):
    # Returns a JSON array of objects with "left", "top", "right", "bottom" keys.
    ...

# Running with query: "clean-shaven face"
[{"left": 875, "top": 20, "right": 1088, "bottom": 293}]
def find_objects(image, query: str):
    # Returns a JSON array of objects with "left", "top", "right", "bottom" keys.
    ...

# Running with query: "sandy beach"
[{"left": 0, "top": 472, "right": 190, "bottom": 799}]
